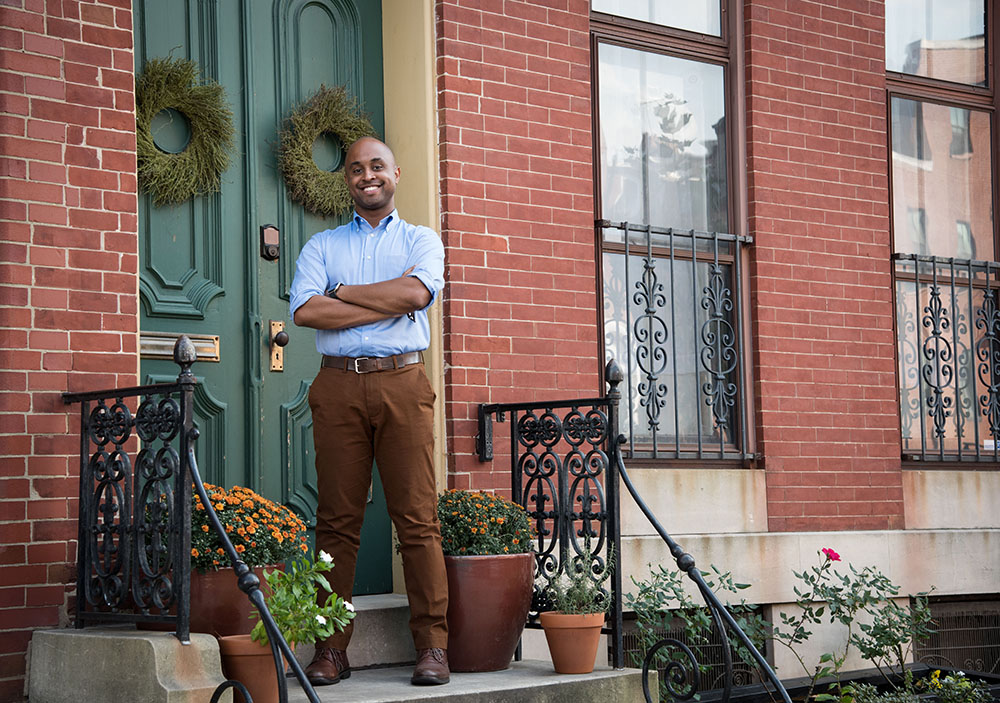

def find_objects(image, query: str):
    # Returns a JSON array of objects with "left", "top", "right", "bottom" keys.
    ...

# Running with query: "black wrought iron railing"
[
  {"left": 63, "top": 336, "right": 318, "bottom": 703},
  {"left": 894, "top": 253, "right": 1000, "bottom": 462},
  {"left": 479, "top": 359, "right": 790, "bottom": 703},
  {"left": 599, "top": 220, "right": 752, "bottom": 462},
  {"left": 477, "top": 362, "right": 626, "bottom": 668}
]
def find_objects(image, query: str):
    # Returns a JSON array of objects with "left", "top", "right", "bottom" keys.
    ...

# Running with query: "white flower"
[
  {"left": 315, "top": 615, "right": 327, "bottom": 625},
  {"left": 319, "top": 550, "right": 333, "bottom": 565},
  {"left": 344, "top": 601, "right": 355, "bottom": 612},
  {"left": 957, "top": 672, "right": 965, "bottom": 677}
]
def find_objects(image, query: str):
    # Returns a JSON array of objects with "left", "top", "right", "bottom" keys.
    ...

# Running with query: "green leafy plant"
[
  {"left": 437, "top": 490, "right": 533, "bottom": 556},
  {"left": 852, "top": 591, "right": 934, "bottom": 690},
  {"left": 852, "top": 682, "right": 920, "bottom": 703},
  {"left": 249, "top": 550, "right": 355, "bottom": 647},
  {"left": 547, "top": 547, "right": 613, "bottom": 615},
  {"left": 921, "top": 670, "right": 994, "bottom": 703},
  {"left": 191, "top": 483, "right": 309, "bottom": 571},
  {"left": 626, "top": 548, "right": 937, "bottom": 703},
  {"left": 770, "top": 548, "right": 934, "bottom": 698}
]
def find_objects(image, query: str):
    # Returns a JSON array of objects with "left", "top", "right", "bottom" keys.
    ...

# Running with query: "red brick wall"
[
  {"left": 435, "top": 0, "right": 599, "bottom": 492},
  {"left": 744, "top": 0, "right": 903, "bottom": 531},
  {"left": 0, "top": 1, "right": 137, "bottom": 699}
]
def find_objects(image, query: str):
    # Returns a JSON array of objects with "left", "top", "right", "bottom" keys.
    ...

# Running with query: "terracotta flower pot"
[
  {"left": 190, "top": 566, "right": 270, "bottom": 637},
  {"left": 540, "top": 611, "right": 605, "bottom": 674},
  {"left": 444, "top": 552, "right": 534, "bottom": 672},
  {"left": 218, "top": 634, "right": 280, "bottom": 703}
]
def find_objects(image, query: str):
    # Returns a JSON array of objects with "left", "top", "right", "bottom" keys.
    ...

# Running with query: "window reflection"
[
  {"left": 592, "top": 0, "right": 721, "bottom": 36},
  {"left": 891, "top": 97, "right": 992, "bottom": 259},
  {"left": 599, "top": 44, "right": 727, "bottom": 235},
  {"left": 885, "top": 0, "right": 985, "bottom": 86}
]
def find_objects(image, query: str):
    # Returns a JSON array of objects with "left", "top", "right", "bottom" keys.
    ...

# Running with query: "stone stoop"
[
  {"left": 284, "top": 660, "right": 648, "bottom": 703},
  {"left": 27, "top": 628, "right": 230, "bottom": 703},
  {"left": 26, "top": 596, "right": 651, "bottom": 703}
]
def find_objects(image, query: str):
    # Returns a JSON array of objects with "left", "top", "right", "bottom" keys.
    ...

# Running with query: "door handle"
[{"left": 269, "top": 320, "right": 288, "bottom": 371}]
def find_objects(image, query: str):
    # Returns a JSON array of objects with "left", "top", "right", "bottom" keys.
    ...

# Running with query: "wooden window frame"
[
  {"left": 590, "top": 1, "right": 754, "bottom": 467},
  {"left": 887, "top": 2, "right": 1000, "bottom": 467}
]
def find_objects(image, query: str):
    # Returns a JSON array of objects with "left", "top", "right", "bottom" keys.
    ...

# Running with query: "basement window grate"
[{"left": 915, "top": 597, "right": 1000, "bottom": 675}]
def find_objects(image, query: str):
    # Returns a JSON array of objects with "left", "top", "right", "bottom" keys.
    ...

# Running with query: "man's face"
[{"left": 344, "top": 138, "right": 400, "bottom": 217}]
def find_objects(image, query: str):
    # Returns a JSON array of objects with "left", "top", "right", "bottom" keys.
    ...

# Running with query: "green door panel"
[{"left": 136, "top": 0, "right": 391, "bottom": 595}]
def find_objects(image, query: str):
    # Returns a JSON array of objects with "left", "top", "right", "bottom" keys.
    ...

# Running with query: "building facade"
[{"left": 1, "top": 0, "right": 998, "bottom": 700}]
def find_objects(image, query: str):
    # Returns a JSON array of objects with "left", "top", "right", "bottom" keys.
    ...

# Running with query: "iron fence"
[
  {"left": 600, "top": 220, "right": 752, "bottom": 462},
  {"left": 894, "top": 253, "right": 1000, "bottom": 461},
  {"left": 62, "top": 346, "right": 196, "bottom": 634},
  {"left": 477, "top": 359, "right": 626, "bottom": 668}
]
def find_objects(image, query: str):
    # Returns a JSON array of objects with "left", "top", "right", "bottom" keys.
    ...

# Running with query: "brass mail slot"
[{"left": 140, "top": 331, "right": 221, "bottom": 362}]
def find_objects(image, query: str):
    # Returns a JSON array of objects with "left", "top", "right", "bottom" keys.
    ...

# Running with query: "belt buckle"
[{"left": 353, "top": 357, "right": 370, "bottom": 373}]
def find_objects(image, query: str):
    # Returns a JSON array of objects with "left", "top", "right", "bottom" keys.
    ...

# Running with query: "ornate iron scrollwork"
[
  {"left": 700, "top": 262, "right": 738, "bottom": 437},
  {"left": 976, "top": 290, "right": 1000, "bottom": 441},
  {"left": 921, "top": 284, "right": 954, "bottom": 440},
  {"left": 633, "top": 256, "right": 670, "bottom": 432}
]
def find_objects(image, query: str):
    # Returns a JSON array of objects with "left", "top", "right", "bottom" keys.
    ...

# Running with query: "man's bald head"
[{"left": 343, "top": 136, "right": 401, "bottom": 226}]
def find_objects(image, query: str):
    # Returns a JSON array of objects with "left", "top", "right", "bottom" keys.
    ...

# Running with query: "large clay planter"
[
  {"left": 445, "top": 552, "right": 533, "bottom": 672},
  {"left": 540, "top": 611, "right": 605, "bottom": 674},
  {"left": 218, "top": 634, "right": 280, "bottom": 703},
  {"left": 190, "top": 566, "right": 269, "bottom": 637}
]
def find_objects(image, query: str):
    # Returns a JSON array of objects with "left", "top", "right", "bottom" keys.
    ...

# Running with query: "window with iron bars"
[
  {"left": 592, "top": 1, "right": 751, "bottom": 462},
  {"left": 886, "top": 0, "right": 1000, "bottom": 462}
]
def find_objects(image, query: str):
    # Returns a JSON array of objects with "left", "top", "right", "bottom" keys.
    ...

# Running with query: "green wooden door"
[{"left": 135, "top": 0, "right": 392, "bottom": 594}]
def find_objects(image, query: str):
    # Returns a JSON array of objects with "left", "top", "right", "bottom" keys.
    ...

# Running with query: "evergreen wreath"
[
  {"left": 278, "top": 85, "right": 377, "bottom": 217},
  {"left": 136, "top": 56, "right": 235, "bottom": 206}
]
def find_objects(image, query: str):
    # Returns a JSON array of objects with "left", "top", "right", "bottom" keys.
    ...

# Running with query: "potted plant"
[
  {"left": 539, "top": 547, "right": 612, "bottom": 674},
  {"left": 218, "top": 550, "right": 355, "bottom": 703},
  {"left": 437, "top": 489, "right": 535, "bottom": 672},
  {"left": 189, "top": 483, "right": 309, "bottom": 637}
]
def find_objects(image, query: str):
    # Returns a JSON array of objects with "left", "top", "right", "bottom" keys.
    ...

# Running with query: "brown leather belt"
[{"left": 321, "top": 351, "right": 423, "bottom": 374}]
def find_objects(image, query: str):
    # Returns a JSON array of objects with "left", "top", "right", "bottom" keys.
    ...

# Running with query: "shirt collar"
[{"left": 352, "top": 209, "right": 398, "bottom": 230}]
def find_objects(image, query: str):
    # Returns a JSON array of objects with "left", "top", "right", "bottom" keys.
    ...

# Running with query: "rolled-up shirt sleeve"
[
  {"left": 406, "top": 227, "right": 445, "bottom": 309},
  {"left": 289, "top": 233, "right": 330, "bottom": 317}
]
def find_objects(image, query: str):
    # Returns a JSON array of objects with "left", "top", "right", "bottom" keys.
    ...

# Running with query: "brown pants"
[{"left": 308, "top": 362, "right": 448, "bottom": 650}]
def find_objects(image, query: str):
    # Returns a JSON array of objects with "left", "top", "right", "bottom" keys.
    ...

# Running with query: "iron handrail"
[{"left": 613, "top": 433, "right": 792, "bottom": 703}]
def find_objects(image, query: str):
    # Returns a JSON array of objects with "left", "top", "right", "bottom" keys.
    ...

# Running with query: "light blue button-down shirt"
[{"left": 289, "top": 210, "right": 444, "bottom": 357}]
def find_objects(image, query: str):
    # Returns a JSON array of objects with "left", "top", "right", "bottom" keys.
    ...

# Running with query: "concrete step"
[{"left": 285, "top": 660, "right": 647, "bottom": 703}]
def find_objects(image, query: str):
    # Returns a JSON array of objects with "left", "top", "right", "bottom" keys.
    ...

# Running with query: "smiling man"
[{"left": 289, "top": 137, "right": 449, "bottom": 687}]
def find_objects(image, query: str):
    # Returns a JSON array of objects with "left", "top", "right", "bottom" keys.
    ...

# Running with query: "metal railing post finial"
[{"left": 173, "top": 334, "right": 197, "bottom": 382}]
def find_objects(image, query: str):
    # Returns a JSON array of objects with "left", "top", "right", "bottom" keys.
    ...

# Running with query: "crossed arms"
[{"left": 292, "top": 269, "right": 431, "bottom": 331}]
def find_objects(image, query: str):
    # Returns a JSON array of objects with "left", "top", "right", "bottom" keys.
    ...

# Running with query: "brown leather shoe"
[
  {"left": 411, "top": 647, "right": 450, "bottom": 685},
  {"left": 304, "top": 647, "right": 350, "bottom": 686}
]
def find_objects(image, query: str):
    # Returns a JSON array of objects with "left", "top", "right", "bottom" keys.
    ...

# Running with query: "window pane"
[
  {"left": 592, "top": 0, "right": 721, "bottom": 36},
  {"left": 598, "top": 43, "right": 728, "bottom": 234},
  {"left": 885, "top": 0, "right": 986, "bottom": 86},
  {"left": 603, "top": 251, "right": 738, "bottom": 451},
  {"left": 891, "top": 97, "right": 993, "bottom": 259}
]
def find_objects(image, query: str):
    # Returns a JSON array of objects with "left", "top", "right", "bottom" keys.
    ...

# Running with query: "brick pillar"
[
  {"left": 744, "top": 0, "right": 903, "bottom": 530},
  {"left": 0, "top": 2, "right": 138, "bottom": 700},
  {"left": 435, "top": 0, "right": 599, "bottom": 492}
]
